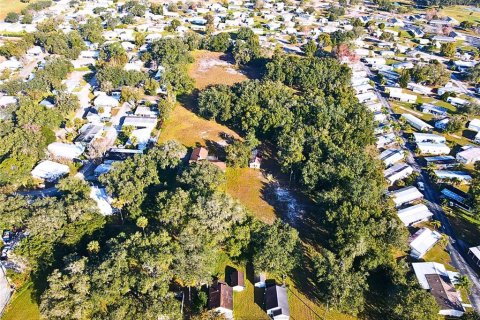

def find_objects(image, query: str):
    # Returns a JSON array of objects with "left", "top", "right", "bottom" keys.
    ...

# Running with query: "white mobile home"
[
  {"left": 409, "top": 228, "right": 442, "bottom": 259},
  {"left": 434, "top": 170, "right": 472, "bottom": 184},
  {"left": 397, "top": 204, "right": 433, "bottom": 226},
  {"left": 390, "top": 186, "right": 423, "bottom": 207},
  {"left": 456, "top": 147, "right": 480, "bottom": 164},
  {"left": 412, "top": 133, "right": 446, "bottom": 144},
  {"left": 402, "top": 114, "right": 433, "bottom": 132},
  {"left": 379, "top": 149, "right": 404, "bottom": 167},
  {"left": 416, "top": 142, "right": 450, "bottom": 155},
  {"left": 384, "top": 163, "right": 413, "bottom": 186}
]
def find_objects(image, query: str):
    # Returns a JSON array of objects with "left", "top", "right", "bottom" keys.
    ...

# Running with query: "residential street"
[{"left": 363, "top": 61, "right": 480, "bottom": 312}]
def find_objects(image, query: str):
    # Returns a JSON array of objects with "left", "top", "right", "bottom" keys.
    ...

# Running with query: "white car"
[{"left": 417, "top": 182, "right": 425, "bottom": 191}]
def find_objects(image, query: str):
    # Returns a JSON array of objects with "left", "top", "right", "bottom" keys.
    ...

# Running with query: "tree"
[
  {"left": 440, "top": 42, "right": 456, "bottom": 58},
  {"left": 469, "top": 63, "right": 480, "bottom": 85},
  {"left": 399, "top": 70, "right": 411, "bottom": 88},
  {"left": 455, "top": 274, "right": 472, "bottom": 294},
  {"left": 317, "top": 33, "right": 332, "bottom": 48},
  {"left": 225, "top": 140, "right": 252, "bottom": 168},
  {"left": 5, "top": 12, "right": 20, "bottom": 23},
  {"left": 79, "top": 17, "right": 104, "bottom": 44},
  {"left": 302, "top": 40, "right": 317, "bottom": 57},
  {"left": 462, "top": 311, "right": 480, "bottom": 320},
  {"left": 252, "top": 220, "right": 299, "bottom": 278},
  {"left": 87, "top": 241, "right": 100, "bottom": 254},
  {"left": 391, "top": 285, "right": 440, "bottom": 320},
  {"left": 150, "top": 2, "right": 164, "bottom": 15},
  {"left": 21, "top": 13, "right": 33, "bottom": 24},
  {"left": 120, "top": 86, "right": 144, "bottom": 104},
  {"left": 136, "top": 216, "right": 148, "bottom": 234},
  {"left": 144, "top": 78, "right": 159, "bottom": 95},
  {"left": 206, "top": 33, "right": 231, "bottom": 52}
]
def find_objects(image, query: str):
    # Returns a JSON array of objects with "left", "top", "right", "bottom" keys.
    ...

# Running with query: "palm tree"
[
  {"left": 431, "top": 220, "right": 441, "bottom": 230},
  {"left": 455, "top": 274, "right": 472, "bottom": 294}
]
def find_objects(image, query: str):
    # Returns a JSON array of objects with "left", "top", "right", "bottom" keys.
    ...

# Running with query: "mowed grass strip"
[
  {"left": 0, "top": 0, "right": 28, "bottom": 19},
  {"left": 2, "top": 282, "right": 40, "bottom": 320}
]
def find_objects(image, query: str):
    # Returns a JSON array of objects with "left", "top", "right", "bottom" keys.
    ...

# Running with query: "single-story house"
[
  {"left": 31, "top": 160, "right": 70, "bottom": 182},
  {"left": 456, "top": 147, "right": 480, "bottom": 164},
  {"left": 434, "top": 170, "right": 472, "bottom": 184},
  {"left": 412, "top": 262, "right": 464, "bottom": 317},
  {"left": 379, "top": 149, "right": 404, "bottom": 167},
  {"left": 402, "top": 114, "right": 433, "bottom": 132},
  {"left": 416, "top": 142, "right": 450, "bottom": 155},
  {"left": 356, "top": 91, "right": 378, "bottom": 104},
  {"left": 468, "top": 246, "right": 480, "bottom": 267},
  {"left": 122, "top": 116, "right": 157, "bottom": 129},
  {"left": 441, "top": 186, "right": 471, "bottom": 211},
  {"left": 424, "top": 155, "right": 456, "bottom": 168},
  {"left": 397, "top": 204, "right": 433, "bottom": 226},
  {"left": 90, "top": 186, "right": 114, "bottom": 215},
  {"left": 190, "top": 147, "right": 208, "bottom": 162},
  {"left": 208, "top": 281, "right": 233, "bottom": 319},
  {"left": 47, "top": 142, "right": 85, "bottom": 160},
  {"left": 390, "top": 91, "right": 417, "bottom": 103},
  {"left": 376, "top": 133, "right": 396, "bottom": 149},
  {"left": 447, "top": 97, "right": 468, "bottom": 107},
  {"left": 384, "top": 163, "right": 413, "bottom": 186},
  {"left": 468, "top": 119, "right": 480, "bottom": 132},
  {"left": 413, "top": 132, "right": 446, "bottom": 144},
  {"left": 390, "top": 186, "right": 423, "bottom": 207},
  {"left": 409, "top": 228, "right": 442, "bottom": 259},
  {"left": 265, "top": 285, "right": 290, "bottom": 320},
  {"left": 249, "top": 150, "right": 262, "bottom": 169},
  {"left": 420, "top": 103, "right": 447, "bottom": 117},
  {"left": 435, "top": 118, "right": 450, "bottom": 131}
]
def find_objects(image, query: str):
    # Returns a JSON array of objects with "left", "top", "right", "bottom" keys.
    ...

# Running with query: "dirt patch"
[{"left": 189, "top": 50, "right": 248, "bottom": 90}]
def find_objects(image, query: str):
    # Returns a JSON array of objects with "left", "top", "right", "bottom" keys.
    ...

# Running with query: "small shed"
[{"left": 229, "top": 270, "right": 245, "bottom": 292}]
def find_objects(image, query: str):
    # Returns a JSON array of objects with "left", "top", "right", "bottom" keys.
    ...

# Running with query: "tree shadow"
[{"left": 177, "top": 90, "right": 200, "bottom": 112}]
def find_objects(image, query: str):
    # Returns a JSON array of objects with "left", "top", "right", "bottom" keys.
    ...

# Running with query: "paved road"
[{"left": 361, "top": 61, "right": 480, "bottom": 311}]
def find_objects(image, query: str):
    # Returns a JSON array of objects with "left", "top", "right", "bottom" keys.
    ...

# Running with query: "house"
[
  {"left": 190, "top": 147, "right": 208, "bottom": 162},
  {"left": 468, "top": 119, "right": 480, "bottom": 132},
  {"left": 384, "top": 163, "right": 413, "bottom": 186},
  {"left": 468, "top": 246, "right": 480, "bottom": 267},
  {"left": 434, "top": 170, "right": 472, "bottom": 184},
  {"left": 75, "top": 124, "right": 104, "bottom": 147},
  {"left": 412, "top": 262, "right": 464, "bottom": 317},
  {"left": 254, "top": 273, "right": 267, "bottom": 288},
  {"left": 249, "top": 150, "right": 262, "bottom": 169},
  {"left": 353, "top": 83, "right": 374, "bottom": 94},
  {"left": 456, "top": 147, "right": 480, "bottom": 164},
  {"left": 390, "top": 186, "right": 423, "bottom": 207},
  {"left": 424, "top": 155, "right": 456, "bottom": 168},
  {"left": 392, "top": 61, "right": 414, "bottom": 70},
  {"left": 376, "top": 133, "right": 396, "bottom": 149},
  {"left": 90, "top": 186, "right": 114, "bottom": 215},
  {"left": 208, "top": 281, "right": 233, "bottom": 319},
  {"left": 413, "top": 133, "right": 446, "bottom": 144},
  {"left": 265, "top": 285, "right": 290, "bottom": 320},
  {"left": 420, "top": 103, "right": 447, "bottom": 117},
  {"left": 379, "top": 149, "right": 404, "bottom": 167},
  {"left": 416, "top": 142, "right": 450, "bottom": 155},
  {"left": 435, "top": 118, "right": 450, "bottom": 131},
  {"left": 389, "top": 90, "right": 417, "bottom": 103},
  {"left": 229, "top": 270, "right": 245, "bottom": 292},
  {"left": 47, "top": 142, "right": 85, "bottom": 160},
  {"left": 31, "top": 160, "right": 70, "bottom": 182},
  {"left": 0, "top": 96, "right": 17, "bottom": 107},
  {"left": 397, "top": 204, "right": 433, "bottom": 226},
  {"left": 441, "top": 186, "right": 471, "bottom": 211},
  {"left": 356, "top": 91, "right": 377, "bottom": 103},
  {"left": 447, "top": 97, "right": 468, "bottom": 108},
  {"left": 122, "top": 116, "right": 157, "bottom": 129},
  {"left": 409, "top": 228, "right": 442, "bottom": 259},
  {"left": 402, "top": 114, "right": 433, "bottom": 132}
]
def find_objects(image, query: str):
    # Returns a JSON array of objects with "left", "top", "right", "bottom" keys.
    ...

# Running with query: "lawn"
[
  {"left": 189, "top": 50, "right": 249, "bottom": 90},
  {"left": 214, "top": 252, "right": 356, "bottom": 320},
  {"left": 2, "top": 282, "right": 40, "bottom": 320},
  {"left": 158, "top": 104, "right": 240, "bottom": 147},
  {"left": 0, "top": 0, "right": 28, "bottom": 19},
  {"left": 445, "top": 207, "right": 480, "bottom": 247},
  {"left": 440, "top": 6, "right": 480, "bottom": 24},
  {"left": 423, "top": 241, "right": 456, "bottom": 271},
  {"left": 226, "top": 168, "right": 276, "bottom": 224}
]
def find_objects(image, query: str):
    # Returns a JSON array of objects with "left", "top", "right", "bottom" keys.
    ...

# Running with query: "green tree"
[{"left": 440, "top": 42, "right": 456, "bottom": 58}]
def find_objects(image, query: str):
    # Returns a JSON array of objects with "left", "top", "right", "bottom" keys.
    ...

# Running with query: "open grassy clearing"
[
  {"left": 2, "top": 282, "right": 40, "bottom": 320},
  {"left": 0, "top": 0, "right": 28, "bottom": 19},
  {"left": 158, "top": 104, "right": 240, "bottom": 147},
  {"left": 226, "top": 168, "right": 277, "bottom": 224},
  {"left": 189, "top": 50, "right": 249, "bottom": 90},
  {"left": 440, "top": 6, "right": 480, "bottom": 24},
  {"left": 445, "top": 207, "right": 480, "bottom": 247}
]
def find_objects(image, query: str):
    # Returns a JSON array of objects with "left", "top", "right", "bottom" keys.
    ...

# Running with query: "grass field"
[
  {"left": 2, "top": 282, "right": 40, "bottom": 320},
  {"left": 446, "top": 207, "right": 480, "bottom": 247},
  {"left": 189, "top": 50, "right": 248, "bottom": 90},
  {"left": 226, "top": 168, "right": 276, "bottom": 224},
  {"left": 440, "top": 6, "right": 480, "bottom": 24},
  {"left": 0, "top": 0, "right": 29, "bottom": 19},
  {"left": 158, "top": 104, "right": 240, "bottom": 147}
]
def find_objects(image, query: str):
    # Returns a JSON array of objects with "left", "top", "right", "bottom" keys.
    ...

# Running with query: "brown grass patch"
[
  {"left": 0, "top": 0, "right": 28, "bottom": 19},
  {"left": 158, "top": 104, "right": 240, "bottom": 147},
  {"left": 189, "top": 50, "right": 248, "bottom": 90},
  {"left": 226, "top": 168, "right": 276, "bottom": 224}
]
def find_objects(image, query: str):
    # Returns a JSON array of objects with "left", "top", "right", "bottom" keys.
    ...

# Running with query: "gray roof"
[{"left": 265, "top": 285, "right": 290, "bottom": 316}]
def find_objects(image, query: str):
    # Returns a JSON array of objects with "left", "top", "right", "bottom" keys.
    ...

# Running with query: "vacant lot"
[
  {"left": 189, "top": 50, "right": 248, "bottom": 90},
  {"left": 226, "top": 168, "right": 276, "bottom": 224},
  {"left": 440, "top": 6, "right": 480, "bottom": 24},
  {"left": 2, "top": 282, "right": 40, "bottom": 320},
  {"left": 0, "top": 0, "right": 28, "bottom": 19},
  {"left": 158, "top": 104, "right": 240, "bottom": 147}
]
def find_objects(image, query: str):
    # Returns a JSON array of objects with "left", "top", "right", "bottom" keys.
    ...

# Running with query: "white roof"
[
  {"left": 0, "top": 96, "right": 17, "bottom": 106},
  {"left": 31, "top": 160, "right": 70, "bottom": 181},
  {"left": 90, "top": 186, "right": 113, "bottom": 215},
  {"left": 434, "top": 170, "right": 472, "bottom": 181},
  {"left": 412, "top": 262, "right": 448, "bottom": 289},
  {"left": 122, "top": 116, "right": 157, "bottom": 129},
  {"left": 390, "top": 186, "right": 423, "bottom": 206},
  {"left": 413, "top": 132, "right": 446, "bottom": 143},
  {"left": 416, "top": 142, "right": 450, "bottom": 154},
  {"left": 94, "top": 94, "right": 119, "bottom": 107},
  {"left": 456, "top": 147, "right": 480, "bottom": 161},
  {"left": 469, "top": 246, "right": 480, "bottom": 260},
  {"left": 410, "top": 228, "right": 442, "bottom": 258},
  {"left": 402, "top": 113, "right": 433, "bottom": 130},
  {"left": 397, "top": 204, "right": 433, "bottom": 226},
  {"left": 469, "top": 119, "right": 480, "bottom": 131},
  {"left": 47, "top": 142, "right": 85, "bottom": 159}
]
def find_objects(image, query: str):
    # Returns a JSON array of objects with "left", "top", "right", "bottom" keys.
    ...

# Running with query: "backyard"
[
  {"left": 2, "top": 282, "right": 40, "bottom": 320},
  {"left": 0, "top": 0, "right": 28, "bottom": 19}
]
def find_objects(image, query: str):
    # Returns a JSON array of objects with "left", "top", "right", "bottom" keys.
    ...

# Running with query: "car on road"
[{"left": 418, "top": 182, "right": 425, "bottom": 191}]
